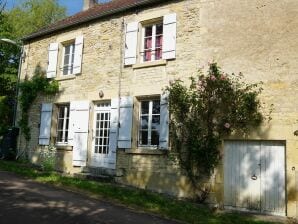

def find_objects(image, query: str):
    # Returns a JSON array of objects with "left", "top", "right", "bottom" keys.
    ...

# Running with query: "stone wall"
[{"left": 18, "top": 0, "right": 298, "bottom": 217}]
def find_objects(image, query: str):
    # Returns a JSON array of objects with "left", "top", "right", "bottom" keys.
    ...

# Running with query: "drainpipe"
[{"left": 117, "top": 17, "right": 125, "bottom": 154}]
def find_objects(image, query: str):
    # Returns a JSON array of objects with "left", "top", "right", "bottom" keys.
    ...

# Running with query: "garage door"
[{"left": 224, "top": 141, "right": 286, "bottom": 216}]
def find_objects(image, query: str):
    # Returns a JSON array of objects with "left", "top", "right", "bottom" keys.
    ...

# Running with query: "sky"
[{"left": 5, "top": 0, "right": 84, "bottom": 16}]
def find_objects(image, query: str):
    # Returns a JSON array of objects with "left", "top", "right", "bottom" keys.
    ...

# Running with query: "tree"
[
  {"left": 7, "top": 0, "right": 66, "bottom": 38},
  {"left": 167, "top": 63, "right": 268, "bottom": 202},
  {"left": 0, "top": 0, "right": 66, "bottom": 135}
]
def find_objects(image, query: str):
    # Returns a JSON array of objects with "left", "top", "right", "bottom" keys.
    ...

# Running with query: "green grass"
[{"left": 0, "top": 160, "right": 283, "bottom": 224}]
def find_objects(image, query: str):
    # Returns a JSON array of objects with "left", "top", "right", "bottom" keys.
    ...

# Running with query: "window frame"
[
  {"left": 56, "top": 104, "right": 70, "bottom": 145},
  {"left": 93, "top": 102, "right": 111, "bottom": 155},
  {"left": 138, "top": 98, "right": 161, "bottom": 148},
  {"left": 140, "top": 19, "right": 163, "bottom": 63},
  {"left": 61, "top": 41, "right": 75, "bottom": 76}
]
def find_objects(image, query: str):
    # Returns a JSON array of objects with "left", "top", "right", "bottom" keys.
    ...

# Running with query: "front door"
[
  {"left": 224, "top": 141, "right": 286, "bottom": 216},
  {"left": 91, "top": 102, "right": 115, "bottom": 169}
]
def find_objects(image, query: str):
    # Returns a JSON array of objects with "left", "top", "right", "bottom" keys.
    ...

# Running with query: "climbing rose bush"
[{"left": 166, "top": 62, "right": 265, "bottom": 201}]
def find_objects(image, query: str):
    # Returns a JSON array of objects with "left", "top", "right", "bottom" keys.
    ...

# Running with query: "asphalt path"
[{"left": 0, "top": 171, "right": 180, "bottom": 224}]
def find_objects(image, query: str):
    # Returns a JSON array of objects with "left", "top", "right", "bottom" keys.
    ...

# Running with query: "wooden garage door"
[{"left": 224, "top": 141, "right": 286, "bottom": 216}]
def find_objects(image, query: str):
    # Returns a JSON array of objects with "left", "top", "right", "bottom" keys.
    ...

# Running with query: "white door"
[
  {"left": 224, "top": 141, "right": 285, "bottom": 216},
  {"left": 91, "top": 102, "right": 115, "bottom": 169}
]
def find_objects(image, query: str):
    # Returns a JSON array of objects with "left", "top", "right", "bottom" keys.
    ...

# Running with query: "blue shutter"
[
  {"left": 159, "top": 93, "right": 169, "bottom": 149},
  {"left": 39, "top": 103, "right": 53, "bottom": 145},
  {"left": 109, "top": 98, "right": 119, "bottom": 153},
  {"left": 118, "top": 96, "right": 133, "bottom": 149}
]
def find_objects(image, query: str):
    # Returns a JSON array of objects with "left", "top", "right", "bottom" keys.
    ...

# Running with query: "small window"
[
  {"left": 139, "top": 99, "right": 160, "bottom": 147},
  {"left": 56, "top": 104, "right": 70, "bottom": 144},
  {"left": 141, "top": 22, "right": 163, "bottom": 62},
  {"left": 62, "top": 42, "right": 75, "bottom": 75}
]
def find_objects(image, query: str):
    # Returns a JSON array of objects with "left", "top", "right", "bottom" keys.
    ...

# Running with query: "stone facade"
[{"left": 19, "top": 0, "right": 298, "bottom": 217}]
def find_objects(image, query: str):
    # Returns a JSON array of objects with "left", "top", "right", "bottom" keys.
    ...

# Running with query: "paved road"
[{"left": 0, "top": 171, "right": 180, "bottom": 224}]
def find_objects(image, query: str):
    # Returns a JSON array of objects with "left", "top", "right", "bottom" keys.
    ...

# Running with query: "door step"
[
  {"left": 74, "top": 166, "right": 116, "bottom": 182},
  {"left": 73, "top": 172, "right": 113, "bottom": 182}
]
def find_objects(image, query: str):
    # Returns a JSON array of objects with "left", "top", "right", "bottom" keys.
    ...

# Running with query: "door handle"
[{"left": 251, "top": 174, "right": 257, "bottom": 180}]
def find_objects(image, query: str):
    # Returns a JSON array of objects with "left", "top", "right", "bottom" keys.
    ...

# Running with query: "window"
[
  {"left": 94, "top": 103, "right": 111, "bottom": 154},
  {"left": 124, "top": 13, "right": 176, "bottom": 66},
  {"left": 56, "top": 104, "right": 70, "bottom": 144},
  {"left": 62, "top": 42, "right": 75, "bottom": 75},
  {"left": 142, "top": 23, "right": 163, "bottom": 62},
  {"left": 139, "top": 99, "right": 160, "bottom": 147}
]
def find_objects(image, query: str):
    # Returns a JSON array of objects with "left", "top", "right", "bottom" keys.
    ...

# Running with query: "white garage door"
[{"left": 224, "top": 141, "right": 286, "bottom": 216}]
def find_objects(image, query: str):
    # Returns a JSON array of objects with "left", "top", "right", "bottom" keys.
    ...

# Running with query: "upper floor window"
[
  {"left": 62, "top": 42, "right": 75, "bottom": 75},
  {"left": 46, "top": 36, "right": 84, "bottom": 79},
  {"left": 142, "top": 23, "right": 163, "bottom": 62},
  {"left": 124, "top": 13, "right": 176, "bottom": 66}
]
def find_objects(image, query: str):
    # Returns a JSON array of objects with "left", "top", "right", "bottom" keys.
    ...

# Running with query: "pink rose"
[
  {"left": 210, "top": 75, "right": 216, "bottom": 81},
  {"left": 224, "top": 123, "right": 231, "bottom": 129}
]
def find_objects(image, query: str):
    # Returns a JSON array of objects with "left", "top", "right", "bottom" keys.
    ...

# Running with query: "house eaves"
[{"left": 22, "top": 0, "right": 175, "bottom": 42}]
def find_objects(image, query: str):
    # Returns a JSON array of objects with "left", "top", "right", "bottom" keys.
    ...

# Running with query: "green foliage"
[
  {"left": 6, "top": 0, "right": 66, "bottom": 38},
  {"left": 39, "top": 145, "right": 56, "bottom": 171},
  {"left": 19, "top": 65, "right": 59, "bottom": 141},
  {"left": 166, "top": 63, "right": 266, "bottom": 201},
  {"left": 0, "top": 0, "right": 65, "bottom": 134}
]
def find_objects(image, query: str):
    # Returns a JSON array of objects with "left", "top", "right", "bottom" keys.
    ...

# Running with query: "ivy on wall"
[
  {"left": 166, "top": 62, "right": 270, "bottom": 202},
  {"left": 18, "top": 65, "right": 59, "bottom": 142}
]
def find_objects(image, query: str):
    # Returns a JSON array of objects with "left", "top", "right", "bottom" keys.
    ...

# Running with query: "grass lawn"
[{"left": 0, "top": 160, "right": 284, "bottom": 224}]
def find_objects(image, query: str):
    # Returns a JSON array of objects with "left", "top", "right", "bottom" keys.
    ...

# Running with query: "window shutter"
[
  {"left": 118, "top": 96, "right": 133, "bottom": 149},
  {"left": 109, "top": 98, "right": 119, "bottom": 153},
  {"left": 68, "top": 103, "right": 76, "bottom": 146},
  {"left": 70, "top": 101, "right": 90, "bottom": 166},
  {"left": 73, "top": 36, "right": 84, "bottom": 75},
  {"left": 162, "top": 13, "right": 177, "bottom": 60},
  {"left": 39, "top": 103, "right": 53, "bottom": 145},
  {"left": 124, "top": 22, "right": 138, "bottom": 65},
  {"left": 159, "top": 93, "right": 169, "bottom": 149},
  {"left": 46, "top": 43, "right": 59, "bottom": 78}
]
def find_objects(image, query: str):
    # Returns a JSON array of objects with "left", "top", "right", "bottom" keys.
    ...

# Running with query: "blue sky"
[{"left": 5, "top": 0, "right": 84, "bottom": 16}]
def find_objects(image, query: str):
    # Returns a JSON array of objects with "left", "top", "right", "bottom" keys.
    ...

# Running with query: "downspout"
[{"left": 117, "top": 17, "right": 125, "bottom": 150}]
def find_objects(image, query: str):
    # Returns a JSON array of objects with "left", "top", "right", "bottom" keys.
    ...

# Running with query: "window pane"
[
  {"left": 144, "top": 37, "right": 152, "bottom": 49},
  {"left": 155, "top": 49, "right": 162, "bottom": 60},
  {"left": 140, "top": 116, "right": 148, "bottom": 129},
  {"left": 151, "top": 115, "right": 160, "bottom": 130},
  {"left": 65, "top": 118, "right": 69, "bottom": 130},
  {"left": 141, "top": 101, "right": 149, "bottom": 114},
  {"left": 151, "top": 130, "right": 159, "bottom": 145},
  {"left": 152, "top": 100, "right": 160, "bottom": 114},
  {"left": 65, "top": 131, "right": 68, "bottom": 142},
  {"left": 64, "top": 45, "right": 71, "bottom": 55},
  {"left": 57, "top": 131, "right": 63, "bottom": 142},
  {"left": 140, "top": 130, "right": 148, "bottom": 145},
  {"left": 58, "top": 119, "right": 64, "bottom": 130},
  {"left": 144, "top": 50, "right": 151, "bottom": 61},
  {"left": 156, "top": 24, "right": 163, "bottom": 35},
  {"left": 145, "top": 26, "right": 152, "bottom": 37}
]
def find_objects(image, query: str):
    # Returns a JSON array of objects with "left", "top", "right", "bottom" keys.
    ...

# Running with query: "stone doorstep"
[
  {"left": 73, "top": 172, "right": 114, "bottom": 182},
  {"left": 82, "top": 166, "right": 116, "bottom": 176}
]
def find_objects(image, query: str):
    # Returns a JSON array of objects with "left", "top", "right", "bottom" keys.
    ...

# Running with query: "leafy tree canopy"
[
  {"left": 6, "top": 0, "right": 66, "bottom": 38},
  {"left": 0, "top": 0, "right": 66, "bottom": 134}
]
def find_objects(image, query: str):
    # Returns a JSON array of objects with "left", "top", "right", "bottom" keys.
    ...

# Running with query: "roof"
[{"left": 23, "top": 0, "right": 170, "bottom": 41}]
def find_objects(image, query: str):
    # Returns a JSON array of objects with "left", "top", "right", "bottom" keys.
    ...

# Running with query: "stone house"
[{"left": 19, "top": 0, "right": 298, "bottom": 218}]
